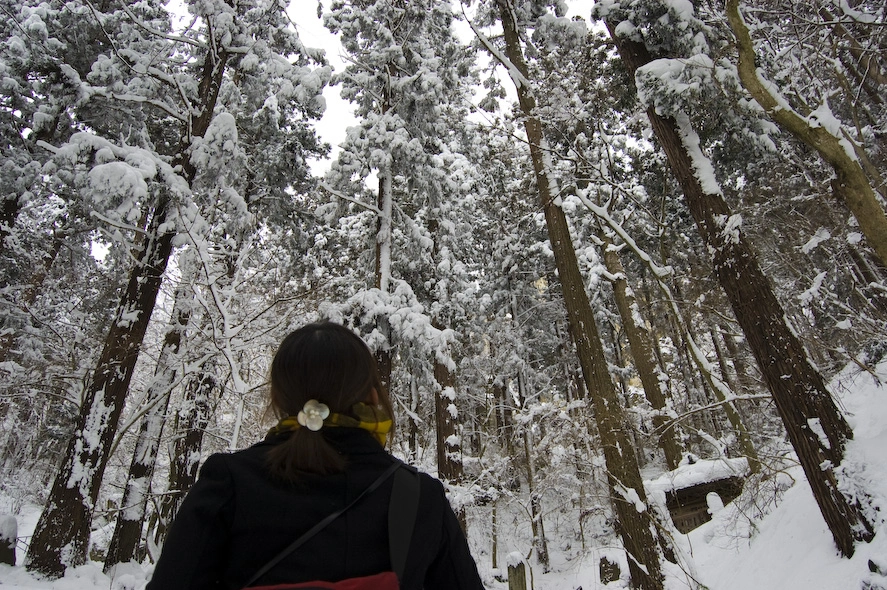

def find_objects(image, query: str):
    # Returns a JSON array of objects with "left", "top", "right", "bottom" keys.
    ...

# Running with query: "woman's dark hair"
[{"left": 266, "top": 321, "right": 394, "bottom": 480}]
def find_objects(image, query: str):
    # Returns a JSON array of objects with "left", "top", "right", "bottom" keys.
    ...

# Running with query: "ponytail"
[
  {"left": 266, "top": 429, "right": 346, "bottom": 479},
  {"left": 264, "top": 322, "right": 394, "bottom": 482}
]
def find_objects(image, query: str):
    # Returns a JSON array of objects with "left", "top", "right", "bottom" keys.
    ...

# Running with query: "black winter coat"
[{"left": 146, "top": 428, "right": 485, "bottom": 590}]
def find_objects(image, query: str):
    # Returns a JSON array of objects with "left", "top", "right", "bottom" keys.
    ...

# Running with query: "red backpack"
[{"left": 243, "top": 462, "right": 420, "bottom": 590}]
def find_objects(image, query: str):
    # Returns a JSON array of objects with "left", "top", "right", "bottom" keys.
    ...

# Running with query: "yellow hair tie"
[{"left": 268, "top": 402, "right": 392, "bottom": 446}]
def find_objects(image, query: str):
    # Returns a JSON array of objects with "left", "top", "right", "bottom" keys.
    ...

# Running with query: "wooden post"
[
  {"left": 0, "top": 515, "right": 17, "bottom": 565},
  {"left": 507, "top": 554, "right": 527, "bottom": 590}
]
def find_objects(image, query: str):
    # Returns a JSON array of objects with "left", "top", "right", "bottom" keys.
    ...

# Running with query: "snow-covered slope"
[{"left": 1, "top": 360, "right": 885, "bottom": 590}]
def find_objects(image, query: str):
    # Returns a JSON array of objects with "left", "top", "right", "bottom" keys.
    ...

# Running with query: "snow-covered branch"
[
  {"left": 102, "top": 91, "right": 188, "bottom": 122},
  {"left": 462, "top": 5, "right": 530, "bottom": 90},
  {"left": 649, "top": 394, "right": 770, "bottom": 438},
  {"left": 118, "top": 2, "right": 205, "bottom": 49},
  {"left": 319, "top": 182, "right": 382, "bottom": 215}
]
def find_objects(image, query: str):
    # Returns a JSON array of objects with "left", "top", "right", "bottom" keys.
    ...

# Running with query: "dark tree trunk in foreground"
[
  {"left": 25, "top": 192, "right": 177, "bottom": 576},
  {"left": 609, "top": 26, "right": 874, "bottom": 558},
  {"left": 104, "top": 275, "right": 193, "bottom": 570},
  {"left": 25, "top": 42, "right": 230, "bottom": 576},
  {"left": 487, "top": 3, "right": 665, "bottom": 587}
]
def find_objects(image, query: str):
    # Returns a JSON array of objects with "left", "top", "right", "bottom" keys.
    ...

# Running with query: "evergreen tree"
[
  {"left": 322, "top": 0, "right": 479, "bottom": 484},
  {"left": 595, "top": 0, "right": 875, "bottom": 557},
  {"left": 24, "top": 0, "right": 328, "bottom": 574}
]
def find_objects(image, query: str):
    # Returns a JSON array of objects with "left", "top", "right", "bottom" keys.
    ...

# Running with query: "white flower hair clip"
[{"left": 297, "top": 399, "right": 330, "bottom": 432}]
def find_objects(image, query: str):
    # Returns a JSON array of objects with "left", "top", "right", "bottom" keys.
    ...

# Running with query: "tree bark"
[
  {"left": 489, "top": 3, "right": 664, "bottom": 587},
  {"left": 373, "top": 169, "right": 394, "bottom": 396},
  {"left": 433, "top": 358, "right": 463, "bottom": 484},
  {"left": 150, "top": 367, "right": 218, "bottom": 547},
  {"left": 718, "top": 324, "right": 760, "bottom": 394},
  {"left": 493, "top": 381, "right": 514, "bottom": 456},
  {"left": 103, "top": 266, "right": 194, "bottom": 570},
  {"left": 609, "top": 25, "right": 874, "bottom": 558},
  {"left": 408, "top": 377, "right": 420, "bottom": 460},
  {"left": 600, "top": 232, "right": 683, "bottom": 469},
  {"left": 515, "top": 372, "right": 549, "bottom": 572},
  {"left": 375, "top": 169, "right": 393, "bottom": 294}
]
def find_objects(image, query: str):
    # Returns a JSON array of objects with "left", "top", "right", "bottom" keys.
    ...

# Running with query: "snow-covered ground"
[
  {"left": 682, "top": 359, "right": 887, "bottom": 590},
  {"left": 1, "top": 359, "right": 885, "bottom": 590}
]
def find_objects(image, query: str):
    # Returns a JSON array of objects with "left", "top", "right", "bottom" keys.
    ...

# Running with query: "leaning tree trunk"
[
  {"left": 25, "top": 43, "right": 230, "bottom": 577},
  {"left": 718, "top": 323, "right": 760, "bottom": 394},
  {"left": 608, "top": 25, "right": 874, "bottom": 558},
  {"left": 483, "top": 3, "right": 665, "bottom": 587},
  {"left": 726, "top": 0, "right": 887, "bottom": 266},
  {"left": 599, "top": 230, "right": 683, "bottom": 470},
  {"left": 103, "top": 264, "right": 195, "bottom": 570}
]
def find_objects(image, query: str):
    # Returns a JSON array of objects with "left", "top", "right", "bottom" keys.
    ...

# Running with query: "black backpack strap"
[
  {"left": 387, "top": 465, "right": 420, "bottom": 582},
  {"left": 242, "top": 461, "right": 402, "bottom": 589}
]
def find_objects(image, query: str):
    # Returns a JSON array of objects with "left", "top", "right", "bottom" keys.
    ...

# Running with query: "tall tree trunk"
[
  {"left": 375, "top": 169, "right": 393, "bottom": 293},
  {"left": 408, "top": 377, "right": 419, "bottom": 460},
  {"left": 25, "top": 43, "right": 230, "bottom": 576},
  {"left": 609, "top": 25, "right": 874, "bottom": 558},
  {"left": 554, "top": 320, "right": 585, "bottom": 408},
  {"left": 718, "top": 324, "right": 760, "bottom": 394},
  {"left": 600, "top": 231, "right": 683, "bottom": 469},
  {"left": 493, "top": 381, "right": 514, "bottom": 457},
  {"left": 521, "top": 430, "right": 549, "bottom": 573},
  {"left": 428, "top": 217, "right": 463, "bottom": 484},
  {"left": 482, "top": 4, "right": 665, "bottom": 587},
  {"left": 726, "top": 0, "right": 887, "bottom": 266},
  {"left": 374, "top": 169, "right": 394, "bottom": 394},
  {"left": 103, "top": 264, "right": 195, "bottom": 570}
]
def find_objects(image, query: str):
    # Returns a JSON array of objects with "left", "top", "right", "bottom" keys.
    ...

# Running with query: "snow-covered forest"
[{"left": 1, "top": 0, "right": 886, "bottom": 588}]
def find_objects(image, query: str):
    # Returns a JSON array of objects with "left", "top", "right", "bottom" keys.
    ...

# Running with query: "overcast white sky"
[{"left": 289, "top": 1, "right": 354, "bottom": 175}]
